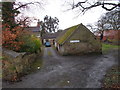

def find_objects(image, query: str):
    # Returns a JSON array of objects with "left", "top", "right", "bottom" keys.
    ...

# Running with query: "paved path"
[{"left": 3, "top": 47, "right": 118, "bottom": 88}]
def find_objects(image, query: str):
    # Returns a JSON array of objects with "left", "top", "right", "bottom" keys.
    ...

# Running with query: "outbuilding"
[
  {"left": 41, "top": 32, "right": 62, "bottom": 45},
  {"left": 56, "top": 23, "right": 102, "bottom": 55}
]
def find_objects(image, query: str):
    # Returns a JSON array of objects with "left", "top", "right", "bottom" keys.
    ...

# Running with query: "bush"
[
  {"left": 2, "top": 24, "right": 24, "bottom": 51},
  {"left": 19, "top": 35, "right": 42, "bottom": 53},
  {"left": 2, "top": 24, "right": 42, "bottom": 53},
  {"left": 32, "top": 36, "right": 42, "bottom": 52}
]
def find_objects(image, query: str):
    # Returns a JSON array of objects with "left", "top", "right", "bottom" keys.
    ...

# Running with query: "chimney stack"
[{"left": 37, "top": 19, "right": 40, "bottom": 27}]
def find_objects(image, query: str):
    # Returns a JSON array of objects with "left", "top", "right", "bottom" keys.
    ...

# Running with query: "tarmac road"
[{"left": 3, "top": 47, "right": 118, "bottom": 88}]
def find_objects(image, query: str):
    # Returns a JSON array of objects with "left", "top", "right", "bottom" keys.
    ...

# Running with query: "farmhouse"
[
  {"left": 56, "top": 23, "right": 102, "bottom": 55},
  {"left": 25, "top": 21, "right": 41, "bottom": 37}
]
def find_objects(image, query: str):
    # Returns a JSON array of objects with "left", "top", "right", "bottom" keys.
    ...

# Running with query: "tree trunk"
[{"left": 2, "top": 2, "right": 15, "bottom": 28}]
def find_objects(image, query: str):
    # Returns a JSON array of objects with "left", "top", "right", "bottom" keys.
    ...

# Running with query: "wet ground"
[{"left": 3, "top": 47, "right": 118, "bottom": 88}]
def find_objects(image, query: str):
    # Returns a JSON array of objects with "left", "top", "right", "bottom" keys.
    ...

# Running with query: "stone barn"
[{"left": 56, "top": 23, "right": 102, "bottom": 55}]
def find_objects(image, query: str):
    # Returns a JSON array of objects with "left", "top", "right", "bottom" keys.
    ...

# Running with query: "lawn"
[{"left": 102, "top": 43, "right": 120, "bottom": 53}]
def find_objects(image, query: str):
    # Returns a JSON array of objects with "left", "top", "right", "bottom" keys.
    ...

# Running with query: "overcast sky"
[{"left": 16, "top": 0, "right": 119, "bottom": 30}]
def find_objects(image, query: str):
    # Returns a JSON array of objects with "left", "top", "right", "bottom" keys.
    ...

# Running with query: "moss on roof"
[{"left": 57, "top": 24, "right": 80, "bottom": 44}]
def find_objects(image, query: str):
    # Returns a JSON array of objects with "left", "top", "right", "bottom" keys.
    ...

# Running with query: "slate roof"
[{"left": 25, "top": 27, "right": 40, "bottom": 32}]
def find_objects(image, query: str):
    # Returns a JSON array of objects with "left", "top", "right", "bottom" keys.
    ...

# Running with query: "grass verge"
[
  {"left": 29, "top": 56, "right": 43, "bottom": 72},
  {"left": 27, "top": 47, "right": 44, "bottom": 74},
  {"left": 102, "top": 43, "right": 120, "bottom": 54}
]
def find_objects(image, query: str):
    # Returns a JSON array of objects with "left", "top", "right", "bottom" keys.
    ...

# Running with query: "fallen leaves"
[{"left": 102, "top": 66, "right": 120, "bottom": 88}]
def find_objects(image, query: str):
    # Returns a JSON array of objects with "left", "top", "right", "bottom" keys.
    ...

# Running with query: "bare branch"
[
  {"left": 102, "top": 3, "right": 120, "bottom": 11},
  {"left": 14, "top": 2, "right": 42, "bottom": 11},
  {"left": 71, "top": 1, "right": 120, "bottom": 13}
]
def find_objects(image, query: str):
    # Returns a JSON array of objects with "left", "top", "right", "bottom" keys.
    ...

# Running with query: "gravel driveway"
[{"left": 3, "top": 47, "right": 118, "bottom": 88}]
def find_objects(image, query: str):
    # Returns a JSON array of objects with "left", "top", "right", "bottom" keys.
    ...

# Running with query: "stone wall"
[
  {"left": 2, "top": 48, "right": 40, "bottom": 81},
  {"left": 62, "top": 42, "right": 101, "bottom": 55}
]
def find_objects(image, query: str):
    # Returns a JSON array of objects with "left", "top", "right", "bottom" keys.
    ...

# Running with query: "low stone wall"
[
  {"left": 59, "top": 41, "right": 102, "bottom": 55},
  {"left": 2, "top": 48, "right": 40, "bottom": 81}
]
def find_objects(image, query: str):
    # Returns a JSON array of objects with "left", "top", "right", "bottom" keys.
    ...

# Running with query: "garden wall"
[{"left": 2, "top": 48, "right": 40, "bottom": 81}]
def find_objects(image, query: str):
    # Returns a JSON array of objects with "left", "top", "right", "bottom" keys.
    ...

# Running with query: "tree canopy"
[
  {"left": 41, "top": 15, "right": 59, "bottom": 33},
  {"left": 97, "top": 9, "right": 120, "bottom": 31}
]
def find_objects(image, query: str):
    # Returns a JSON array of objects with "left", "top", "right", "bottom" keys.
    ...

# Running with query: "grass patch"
[
  {"left": 0, "top": 56, "right": 2, "bottom": 59},
  {"left": 102, "top": 66, "right": 120, "bottom": 88},
  {"left": 102, "top": 43, "right": 120, "bottom": 53},
  {"left": 30, "top": 58, "right": 43, "bottom": 71},
  {"left": 29, "top": 50, "right": 44, "bottom": 72},
  {"left": 0, "top": 73, "right": 2, "bottom": 78},
  {"left": 0, "top": 56, "right": 4, "bottom": 60},
  {"left": 25, "top": 49, "right": 44, "bottom": 74},
  {"left": 10, "top": 66, "right": 16, "bottom": 71},
  {"left": 48, "top": 51, "right": 52, "bottom": 56},
  {"left": 59, "top": 80, "right": 70, "bottom": 87}
]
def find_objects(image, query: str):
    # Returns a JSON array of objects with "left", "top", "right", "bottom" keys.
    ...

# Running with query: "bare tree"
[
  {"left": 86, "top": 24, "right": 96, "bottom": 32},
  {"left": 104, "top": 10, "right": 120, "bottom": 30},
  {"left": 16, "top": 16, "right": 37, "bottom": 28},
  {"left": 70, "top": 0, "right": 120, "bottom": 13},
  {"left": 2, "top": 1, "right": 42, "bottom": 28},
  {"left": 96, "top": 15, "right": 107, "bottom": 40},
  {"left": 43, "top": 15, "right": 59, "bottom": 33},
  {"left": 97, "top": 9, "right": 120, "bottom": 31},
  {"left": 96, "top": 9, "right": 120, "bottom": 40}
]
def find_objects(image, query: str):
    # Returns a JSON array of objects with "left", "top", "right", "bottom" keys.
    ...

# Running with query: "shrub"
[
  {"left": 19, "top": 34, "right": 42, "bottom": 53},
  {"left": 2, "top": 24, "right": 42, "bottom": 53},
  {"left": 32, "top": 36, "right": 42, "bottom": 52},
  {"left": 2, "top": 24, "right": 24, "bottom": 51}
]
